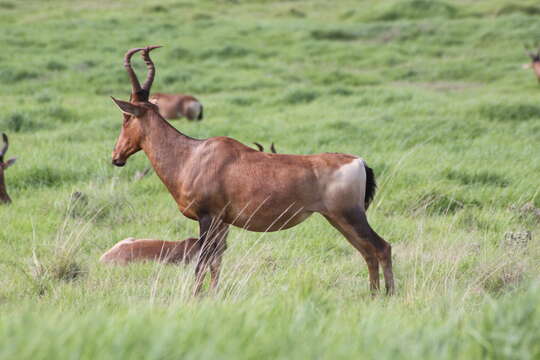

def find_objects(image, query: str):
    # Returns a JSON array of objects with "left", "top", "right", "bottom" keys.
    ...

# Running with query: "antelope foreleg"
[{"left": 193, "top": 217, "right": 229, "bottom": 295}]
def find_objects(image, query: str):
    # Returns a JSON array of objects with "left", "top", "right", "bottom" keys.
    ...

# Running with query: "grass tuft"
[
  {"left": 496, "top": 4, "right": 540, "bottom": 16},
  {"left": 283, "top": 89, "right": 319, "bottom": 104},
  {"left": 46, "top": 61, "right": 66, "bottom": 71},
  {"left": 0, "top": 69, "right": 38, "bottom": 83},
  {"left": 0, "top": 1, "right": 15, "bottom": 9},
  {"left": 478, "top": 103, "right": 540, "bottom": 122},
  {"left": 12, "top": 166, "right": 80, "bottom": 189},
  {"left": 310, "top": 29, "right": 358, "bottom": 41},
  {"left": 230, "top": 96, "right": 258, "bottom": 106},
  {"left": 202, "top": 45, "right": 251, "bottom": 59},
  {"left": 376, "top": 0, "right": 458, "bottom": 21},
  {"left": 443, "top": 169, "right": 510, "bottom": 187},
  {"left": 0, "top": 112, "right": 42, "bottom": 133}
]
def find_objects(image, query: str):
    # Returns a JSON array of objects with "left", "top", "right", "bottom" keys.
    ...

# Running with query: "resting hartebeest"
[
  {"left": 524, "top": 47, "right": 540, "bottom": 82},
  {"left": 0, "top": 133, "right": 17, "bottom": 204},
  {"left": 100, "top": 237, "right": 201, "bottom": 265},
  {"left": 110, "top": 46, "right": 394, "bottom": 295},
  {"left": 149, "top": 93, "right": 203, "bottom": 121}
]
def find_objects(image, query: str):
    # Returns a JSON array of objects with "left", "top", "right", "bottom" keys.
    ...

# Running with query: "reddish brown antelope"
[
  {"left": 100, "top": 237, "right": 201, "bottom": 265},
  {"left": 0, "top": 133, "right": 17, "bottom": 204},
  {"left": 110, "top": 46, "right": 394, "bottom": 295},
  {"left": 149, "top": 93, "right": 203, "bottom": 121},
  {"left": 524, "top": 47, "right": 540, "bottom": 82}
]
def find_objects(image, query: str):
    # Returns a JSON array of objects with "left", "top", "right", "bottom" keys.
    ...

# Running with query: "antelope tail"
[
  {"left": 197, "top": 104, "right": 204, "bottom": 120},
  {"left": 364, "top": 163, "right": 377, "bottom": 210}
]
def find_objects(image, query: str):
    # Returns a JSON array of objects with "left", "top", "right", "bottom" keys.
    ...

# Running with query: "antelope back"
[{"left": 100, "top": 237, "right": 201, "bottom": 265}]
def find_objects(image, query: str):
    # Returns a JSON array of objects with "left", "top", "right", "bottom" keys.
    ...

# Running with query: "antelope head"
[
  {"left": 0, "top": 133, "right": 17, "bottom": 204},
  {"left": 524, "top": 46, "right": 540, "bottom": 82},
  {"left": 111, "top": 46, "right": 162, "bottom": 167}
]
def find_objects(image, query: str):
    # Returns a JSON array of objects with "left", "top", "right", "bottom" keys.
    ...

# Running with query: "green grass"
[{"left": 1, "top": 0, "right": 540, "bottom": 358}]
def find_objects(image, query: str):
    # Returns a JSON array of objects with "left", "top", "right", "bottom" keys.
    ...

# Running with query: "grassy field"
[{"left": 1, "top": 0, "right": 540, "bottom": 358}]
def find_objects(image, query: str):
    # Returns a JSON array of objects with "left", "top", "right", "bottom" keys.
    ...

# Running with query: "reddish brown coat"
[
  {"left": 525, "top": 49, "right": 540, "bottom": 82},
  {"left": 149, "top": 93, "right": 203, "bottom": 121},
  {"left": 100, "top": 237, "right": 201, "bottom": 265},
  {"left": 0, "top": 133, "right": 16, "bottom": 204},
  {"left": 110, "top": 47, "right": 395, "bottom": 295}
]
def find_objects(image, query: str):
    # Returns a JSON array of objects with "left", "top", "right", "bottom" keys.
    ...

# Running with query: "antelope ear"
[
  {"left": 4, "top": 158, "right": 16, "bottom": 168},
  {"left": 111, "top": 97, "right": 144, "bottom": 117}
]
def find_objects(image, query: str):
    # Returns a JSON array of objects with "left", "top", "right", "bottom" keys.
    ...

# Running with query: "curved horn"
[
  {"left": 253, "top": 142, "right": 264, "bottom": 152},
  {"left": 0, "top": 133, "right": 8, "bottom": 162},
  {"left": 141, "top": 45, "right": 162, "bottom": 93},
  {"left": 124, "top": 48, "right": 145, "bottom": 100},
  {"left": 524, "top": 44, "right": 537, "bottom": 60}
]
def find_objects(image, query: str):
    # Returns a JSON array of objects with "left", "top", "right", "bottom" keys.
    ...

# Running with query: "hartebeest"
[
  {"left": 524, "top": 47, "right": 540, "bottom": 82},
  {"left": 100, "top": 237, "right": 201, "bottom": 265},
  {"left": 253, "top": 142, "right": 277, "bottom": 153},
  {"left": 0, "top": 133, "right": 17, "bottom": 204},
  {"left": 149, "top": 93, "right": 203, "bottom": 121},
  {"left": 110, "top": 46, "right": 394, "bottom": 295}
]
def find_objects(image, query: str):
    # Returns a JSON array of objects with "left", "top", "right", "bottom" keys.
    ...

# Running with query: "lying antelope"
[
  {"left": 0, "top": 133, "right": 17, "bottom": 204},
  {"left": 253, "top": 142, "right": 277, "bottom": 153},
  {"left": 149, "top": 93, "right": 203, "bottom": 121},
  {"left": 524, "top": 47, "right": 540, "bottom": 82},
  {"left": 110, "top": 46, "right": 394, "bottom": 295},
  {"left": 100, "top": 237, "right": 201, "bottom": 265}
]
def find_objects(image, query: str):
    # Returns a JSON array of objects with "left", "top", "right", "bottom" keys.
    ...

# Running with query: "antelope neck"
[
  {"left": 0, "top": 171, "right": 10, "bottom": 203},
  {"left": 139, "top": 111, "right": 200, "bottom": 193}
]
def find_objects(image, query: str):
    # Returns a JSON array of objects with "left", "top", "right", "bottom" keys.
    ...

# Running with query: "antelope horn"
[
  {"left": 141, "top": 45, "right": 162, "bottom": 93},
  {"left": 124, "top": 47, "right": 145, "bottom": 101},
  {"left": 0, "top": 133, "right": 8, "bottom": 162},
  {"left": 524, "top": 44, "right": 537, "bottom": 60},
  {"left": 253, "top": 142, "right": 264, "bottom": 152}
]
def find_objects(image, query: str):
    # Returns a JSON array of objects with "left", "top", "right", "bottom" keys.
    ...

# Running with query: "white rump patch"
[
  {"left": 188, "top": 101, "right": 202, "bottom": 118},
  {"left": 325, "top": 158, "right": 367, "bottom": 210}
]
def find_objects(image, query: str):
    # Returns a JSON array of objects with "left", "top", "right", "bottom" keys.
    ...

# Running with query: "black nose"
[{"left": 112, "top": 159, "right": 125, "bottom": 167}]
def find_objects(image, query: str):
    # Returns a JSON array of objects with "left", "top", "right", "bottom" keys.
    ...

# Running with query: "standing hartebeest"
[
  {"left": 100, "top": 237, "right": 201, "bottom": 265},
  {"left": 110, "top": 46, "right": 394, "bottom": 295},
  {"left": 0, "top": 133, "right": 17, "bottom": 204},
  {"left": 524, "top": 47, "right": 540, "bottom": 82},
  {"left": 149, "top": 93, "right": 203, "bottom": 121}
]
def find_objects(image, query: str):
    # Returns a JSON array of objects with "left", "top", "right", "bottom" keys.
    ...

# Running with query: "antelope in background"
[
  {"left": 149, "top": 93, "right": 203, "bottom": 121},
  {"left": 524, "top": 46, "right": 540, "bottom": 82},
  {"left": 100, "top": 237, "right": 201, "bottom": 265},
  {"left": 253, "top": 142, "right": 277, "bottom": 153},
  {"left": 110, "top": 46, "right": 394, "bottom": 295},
  {"left": 0, "top": 133, "right": 17, "bottom": 204}
]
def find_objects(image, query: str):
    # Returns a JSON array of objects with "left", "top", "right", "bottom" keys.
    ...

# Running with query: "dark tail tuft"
[
  {"left": 197, "top": 104, "right": 204, "bottom": 120},
  {"left": 364, "top": 163, "right": 377, "bottom": 210}
]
